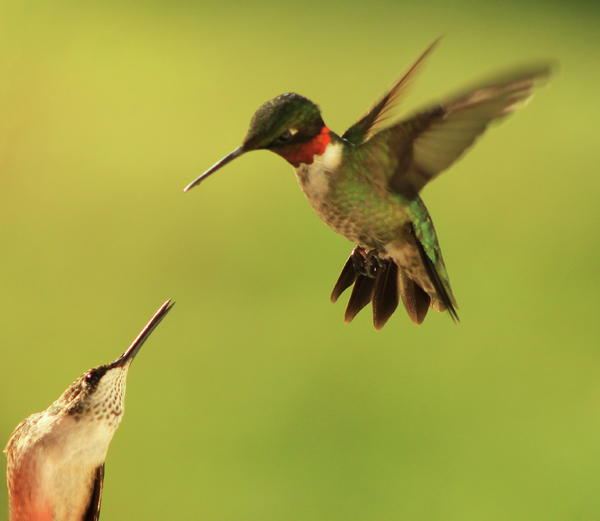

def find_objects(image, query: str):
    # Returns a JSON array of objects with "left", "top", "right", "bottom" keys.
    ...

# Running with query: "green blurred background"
[{"left": 1, "top": 1, "right": 599, "bottom": 520}]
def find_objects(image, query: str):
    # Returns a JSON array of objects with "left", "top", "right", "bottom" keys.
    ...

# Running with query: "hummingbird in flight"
[
  {"left": 184, "top": 40, "right": 551, "bottom": 329},
  {"left": 4, "top": 299, "right": 174, "bottom": 521}
]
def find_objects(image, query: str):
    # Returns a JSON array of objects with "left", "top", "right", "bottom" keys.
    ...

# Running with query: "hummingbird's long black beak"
[
  {"left": 183, "top": 146, "right": 245, "bottom": 192},
  {"left": 109, "top": 299, "right": 175, "bottom": 369}
]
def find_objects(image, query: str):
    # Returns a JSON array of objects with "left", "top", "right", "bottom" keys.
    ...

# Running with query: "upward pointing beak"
[
  {"left": 183, "top": 146, "right": 246, "bottom": 192},
  {"left": 109, "top": 299, "right": 175, "bottom": 369}
]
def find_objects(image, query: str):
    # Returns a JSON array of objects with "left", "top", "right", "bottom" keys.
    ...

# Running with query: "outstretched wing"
[
  {"left": 378, "top": 63, "right": 553, "bottom": 197},
  {"left": 82, "top": 464, "right": 104, "bottom": 521},
  {"left": 342, "top": 38, "right": 440, "bottom": 145}
]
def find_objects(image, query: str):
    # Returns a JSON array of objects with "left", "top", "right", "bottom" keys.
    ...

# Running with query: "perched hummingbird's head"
[
  {"left": 183, "top": 92, "right": 329, "bottom": 191},
  {"left": 53, "top": 299, "right": 174, "bottom": 427},
  {"left": 57, "top": 359, "right": 131, "bottom": 428}
]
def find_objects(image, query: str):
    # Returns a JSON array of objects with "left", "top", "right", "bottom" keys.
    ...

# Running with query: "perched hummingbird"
[
  {"left": 4, "top": 299, "right": 174, "bottom": 521},
  {"left": 184, "top": 40, "right": 551, "bottom": 329}
]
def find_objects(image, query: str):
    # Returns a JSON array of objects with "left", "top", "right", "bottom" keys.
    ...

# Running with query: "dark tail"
[
  {"left": 330, "top": 247, "right": 400, "bottom": 329},
  {"left": 331, "top": 245, "right": 458, "bottom": 328}
]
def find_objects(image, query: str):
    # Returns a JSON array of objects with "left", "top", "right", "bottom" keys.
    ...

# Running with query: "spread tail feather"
[
  {"left": 372, "top": 260, "right": 399, "bottom": 329},
  {"left": 344, "top": 275, "right": 375, "bottom": 322},
  {"left": 330, "top": 255, "right": 357, "bottom": 303},
  {"left": 398, "top": 270, "right": 430, "bottom": 325}
]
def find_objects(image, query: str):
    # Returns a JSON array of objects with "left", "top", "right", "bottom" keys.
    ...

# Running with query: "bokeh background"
[{"left": 1, "top": 1, "right": 599, "bottom": 520}]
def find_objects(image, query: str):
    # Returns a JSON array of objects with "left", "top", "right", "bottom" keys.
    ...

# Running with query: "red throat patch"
[{"left": 276, "top": 126, "right": 331, "bottom": 167}]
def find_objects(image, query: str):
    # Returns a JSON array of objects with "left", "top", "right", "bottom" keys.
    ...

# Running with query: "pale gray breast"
[{"left": 297, "top": 168, "right": 373, "bottom": 245}]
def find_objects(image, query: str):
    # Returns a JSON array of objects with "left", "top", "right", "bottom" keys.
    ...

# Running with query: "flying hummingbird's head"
[
  {"left": 183, "top": 92, "right": 330, "bottom": 191},
  {"left": 242, "top": 93, "right": 324, "bottom": 150}
]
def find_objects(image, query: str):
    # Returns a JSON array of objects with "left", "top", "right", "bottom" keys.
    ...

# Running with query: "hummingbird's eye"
[
  {"left": 84, "top": 367, "right": 107, "bottom": 388},
  {"left": 273, "top": 129, "right": 294, "bottom": 146}
]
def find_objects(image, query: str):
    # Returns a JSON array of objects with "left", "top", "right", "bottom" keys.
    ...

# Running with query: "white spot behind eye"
[{"left": 289, "top": 128, "right": 299, "bottom": 136}]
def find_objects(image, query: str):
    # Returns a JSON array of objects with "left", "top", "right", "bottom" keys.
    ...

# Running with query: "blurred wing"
[
  {"left": 342, "top": 38, "right": 440, "bottom": 145},
  {"left": 82, "top": 464, "right": 104, "bottom": 521},
  {"left": 385, "top": 63, "right": 553, "bottom": 197}
]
